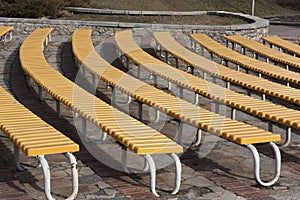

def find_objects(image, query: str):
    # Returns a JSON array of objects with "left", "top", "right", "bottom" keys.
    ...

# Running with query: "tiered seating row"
[
  {"left": 20, "top": 28, "right": 183, "bottom": 197},
  {"left": 262, "top": 36, "right": 300, "bottom": 57},
  {"left": 153, "top": 32, "right": 300, "bottom": 108},
  {"left": 148, "top": 31, "right": 299, "bottom": 147},
  {"left": 0, "top": 26, "right": 13, "bottom": 43},
  {"left": 225, "top": 34, "right": 300, "bottom": 70},
  {"left": 189, "top": 33, "right": 300, "bottom": 87},
  {"left": 0, "top": 79, "right": 79, "bottom": 199},
  {"left": 114, "top": 30, "right": 282, "bottom": 187}
]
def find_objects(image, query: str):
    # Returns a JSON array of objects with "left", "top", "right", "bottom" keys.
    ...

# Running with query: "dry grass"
[
  {"left": 67, "top": 13, "right": 246, "bottom": 25},
  {"left": 91, "top": 0, "right": 300, "bottom": 17}
]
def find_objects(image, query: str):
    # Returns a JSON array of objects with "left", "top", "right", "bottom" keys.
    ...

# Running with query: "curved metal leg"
[
  {"left": 144, "top": 154, "right": 159, "bottom": 197},
  {"left": 81, "top": 118, "right": 88, "bottom": 142},
  {"left": 281, "top": 127, "right": 291, "bottom": 147},
  {"left": 14, "top": 144, "right": 24, "bottom": 171},
  {"left": 178, "top": 122, "right": 183, "bottom": 145},
  {"left": 121, "top": 146, "right": 129, "bottom": 173},
  {"left": 168, "top": 81, "right": 172, "bottom": 90},
  {"left": 100, "top": 131, "right": 107, "bottom": 141},
  {"left": 231, "top": 108, "right": 236, "bottom": 120},
  {"left": 154, "top": 109, "right": 160, "bottom": 123},
  {"left": 193, "top": 129, "right": 202, "bottom": 146},
  {"left": 126, "top": 95, "right": 131, "bottom": 104},
  {"left": 203, "top": 72, "right": 207, "bottom": 80},
  {"left": 247, "top": 142, "right": 281, "bottom": 186},
  {"left": 73, "top": 111, "right": 79, "bottom": 118},
  {"left": 142, "top": 157, "right": 150, "bottom": 172},
  {"left": 170, "top": 153, "right": 182, "bottom": 195},
  {"left": 65, "top": 153, "right": 79, "bottom": 200},
  {"left": 193, "top": 93, "right": 199, "bottom": 105},
  {"left": 36, "top": 155, "right": 55, "bottom": 200}
]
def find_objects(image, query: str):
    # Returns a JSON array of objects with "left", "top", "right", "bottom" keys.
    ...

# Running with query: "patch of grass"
[
  {"left": 91, "top": 0, "right": 300, "bottom": 17},
  {"left": 66, "top": 13, "right": 246, "bottom": 25}
]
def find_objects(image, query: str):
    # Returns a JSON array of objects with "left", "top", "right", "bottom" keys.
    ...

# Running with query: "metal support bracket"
[
  {"left": 247, "top": 142, "right": 281, "bottom": 186},
  {"left": 14, "top": 144, "right": 24, "bottom": 171},
  {"left": 36, "top": 153, "right": 78, "bottom": 200},
  {"left": 194, "top": 93, "right": 199, "bottom": 105},
  {"left": 121, "top": 146, "right": 129, "bottom": 173},
  {"left": 193, "top": 128, "right": 202, "bottom": 146},
  {"left": 281, "top": 127, "right": 292, "bottom": 147},
  {"left": 143, "top": 153, "right": 181, "bottom": 197}
]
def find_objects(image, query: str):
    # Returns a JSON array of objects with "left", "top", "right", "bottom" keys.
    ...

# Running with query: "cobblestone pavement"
[{"left": 0, "top": 25, "right": 299, "bottom": 200}]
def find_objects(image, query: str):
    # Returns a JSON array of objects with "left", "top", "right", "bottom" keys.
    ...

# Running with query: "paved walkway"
[{"left": 0, "top": 25, "right": 299, "bottom": 200}]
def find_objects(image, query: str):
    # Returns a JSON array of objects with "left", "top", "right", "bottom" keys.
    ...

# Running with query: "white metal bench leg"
[
  {"left": 154, "top": 109, "right": 160, "bottom": 123},
  {"left": 193, "top": 93, "right": 199, "bottom": 105},
  {"left": 126, "top": 95, "right": 131, "bottom": 104},
  {"left": 168, "top": 81, "right": 172, "bottom": 90},
  {"left": 100, "top": 131, "right": 107, "bottom": 141},
  {"left": 121, "top": 146, "right": 129, "bottom": 173},
  {"left": 193, "top": 128, "right": 202, "bottom": 146},
  {"left": 9, "top": 31, "right": 13, "bottom": 41},
  {"left": 137, "top": 66, "right": 141, "bottom": 79},
  {"left": 36, "top": 155, "right": 55, "bottom": 200},
  {"left": 178, "top": 122, "right": 183, "bottom": 145},
  {"left": 73, "top": 111, "right": 79, "bottom": 118},
  {"left": 14, "top": 144, "right": 24, "bottom": 171},
  {"left": 142, "top": 157, "right": 150, "bottom": 172},
  {"left": 38, "top": 85, "right": 43, "bottom": 101},
  {"left": 281, "top": 127, "right": 291, "bottom": 147},
  {"left": 64, "top": 152, "right": 79, "bottom": 200},
  {"left": 170, "top": 153, "right": 182, "bottom": 195},
  {"left": 81, "top": 118, "right": 88, "bottom": 142},
  {"left": 247, "top": 142, "right": 281, "bottom": 186},
  {"left": 56, "top": 100, "right": 60, "bottom": 118},
  {"left": 144, "top": 154, "right": 159, "bottom": 197},
  {"left": 231, "top": 108, "right": 236, "bottom": 120}
]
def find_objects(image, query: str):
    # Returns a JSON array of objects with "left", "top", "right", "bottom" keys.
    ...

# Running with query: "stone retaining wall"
[{"left": 0, "top": 11, "right": 269, "bottom": 45}]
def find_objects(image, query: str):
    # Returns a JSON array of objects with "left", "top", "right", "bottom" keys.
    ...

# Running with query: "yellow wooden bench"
[
  {"left": 225, "top": 34, "right": 300, "bottom": 70},
  {"left": 0, "top": 85, "right": 79, "bottom": 200},
  {"left": 0, "top": 26, "right": 13, "bottom": 43},
  {"left": 261, "top": 36, "right": 300, "bottom": 57},
  {"left": 115, "top": 30, "right": 300, "bottom": 147},
  {"left": 112, "top": 30, "right": 283, "bottom": 187},
  {"left": 20, "top": 28, "right": 184, "bottom": 197},
  {"left": 153, "top": 32, "right": 300, "bottom": 106},
  {"left": 189, "top": 33, "right": 300, "bottom": 87}
]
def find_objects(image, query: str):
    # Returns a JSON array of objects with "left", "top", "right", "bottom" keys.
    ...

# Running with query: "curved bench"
[
  {"left": 20, "top": 28, "right": 183, "bottom": 197},
  {"left": 153, "top": 32, "right": 300, "bottom": 106},
  {"left": 0, "top": 26, "right": 13, "bottom": 43},
  {"left": 261, "top": 36, "right": 300, "bottom": 57},
  {"left": 111, "top": 30, "right": 282, "bottom": 186},
  {"left": 115, "top": 30, "right": 300, "bottom": 147},
  {"left": 0, "top": 86, "right": 79, "bottom": 200},
  {"left": 225, "top": 34, "right": 300, "bottom": 70},
  {"left": 189, "top": 33, "right": 300, "bottom": 87}
]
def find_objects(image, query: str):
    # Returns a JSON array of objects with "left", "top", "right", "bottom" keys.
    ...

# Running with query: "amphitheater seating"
[
  {"left": 114, "top": 30, "right": 282, "bottom": 187},
  {"left": 189, "top": 33, "right": 300, "bottom": 87},
  {"left": 0, "top": 26, "right": 13, "bottom": 43},
  {"left": 153, "top": 32, "right": 300, "bottom": 107},
  {"left": 225, "top": 35, "right": 300, "bottom": 70},
  {"left": 19, "top": 28, "right": 183, "bottom": 197},
  {"left": 0, "top": 85, "right": 79, "bottom": 200},
  {"left": 114, "top": 30, "right": 300, "bottom": 146},
  {"left": 261, "top": 36, "right": 300, "bottom": 57}
]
